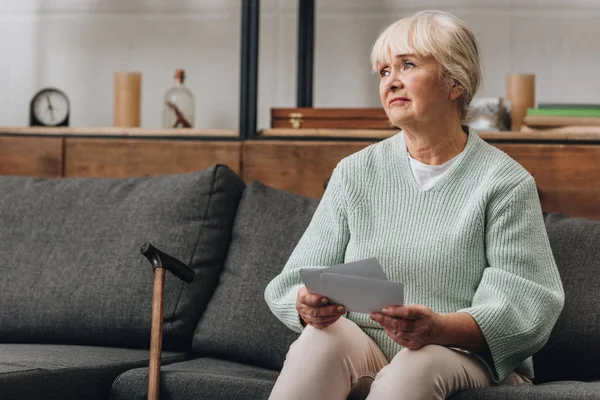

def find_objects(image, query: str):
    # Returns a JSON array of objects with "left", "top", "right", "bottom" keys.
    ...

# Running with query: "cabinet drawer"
[
  {"left": 65, "top": 138, "right": 241, "bottom": 178},
  {"left": 243, "top": 141, "right": 373, "bottom": 198},
  {"left": 0, "top": 136, "right": 63, "bottom": 177}
]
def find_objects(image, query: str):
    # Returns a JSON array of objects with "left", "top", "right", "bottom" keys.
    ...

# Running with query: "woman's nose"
[{"left": 386, "top": 74, "right": 402, "bottom": 92}]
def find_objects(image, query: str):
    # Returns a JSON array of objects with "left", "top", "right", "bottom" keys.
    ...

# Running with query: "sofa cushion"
[
  {"left": 532, "top": 213, "right": 600, "bottom": 383},
  {"left": 110, "top": 361, "right": 600, "bottom": 400},
  {"left": 450, "top": 381, "right": 600, "bottom": 400},
  {"left": 192, "top": 181, "right": 319, "bottom": 370},
  {"left": 110, "top": 358, "right": 278, "bottom": 400},
  {"left": 0, "top": 165, "right": 244, "bottom": 350},
  {"left": 0, "top": 344, "right": 187, "bottom": 400}
]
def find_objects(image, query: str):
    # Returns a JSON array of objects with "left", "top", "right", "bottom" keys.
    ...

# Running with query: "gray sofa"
[{"left": 0, "top": 164, "right": 598, "bottom": 400}]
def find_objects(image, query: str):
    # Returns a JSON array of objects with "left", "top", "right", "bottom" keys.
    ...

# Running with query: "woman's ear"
[{"left": 450, "top": 82, "right": 464, "bottom": 101}]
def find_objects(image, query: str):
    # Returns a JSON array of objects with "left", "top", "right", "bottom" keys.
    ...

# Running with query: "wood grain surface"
[
  {"left": 494, "top": 143, "right": 600, "bottom": 219},
  {"left": 271, "top": 108, "right": 395, "bottom": 129},
  {"left": 0, "top": 136, "right": 63, "bottom": 177},
  {"left": 148, "top": 268, "right": 165, "bottom": 400},
  {"left": 242, "top": 141, "right": 372, "bottom": 198},
  {"left": 260, "top": 128, "right": 397, "bottom": 139},
  {"left": 65, "top": 138, "right": 241, "bottom": 178}
]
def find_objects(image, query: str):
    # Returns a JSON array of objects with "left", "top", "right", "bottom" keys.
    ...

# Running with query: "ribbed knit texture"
[{"left": 264, "top": 129, "right": 565, "bottom": 382}]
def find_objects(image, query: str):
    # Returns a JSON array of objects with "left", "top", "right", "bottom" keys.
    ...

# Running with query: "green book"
[
  {"left": 537, "top": 103, "right": 600, "bottom": 109},
  {"left": 527, "top": 108, "right": 600, "bottom": 118}
]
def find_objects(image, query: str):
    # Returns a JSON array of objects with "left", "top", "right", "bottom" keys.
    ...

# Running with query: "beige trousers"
[{"left": 269, "top": 317, "right": 529, "bottom": 400}]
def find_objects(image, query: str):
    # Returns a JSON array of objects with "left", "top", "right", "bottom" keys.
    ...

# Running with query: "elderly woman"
[{"left": 264, "top": 10, "right": 564, "bottom": 400}]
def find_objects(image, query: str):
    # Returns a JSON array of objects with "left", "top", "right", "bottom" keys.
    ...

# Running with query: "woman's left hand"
[{"left": 370, "top": 305, "right": 444, "bottom": 350}]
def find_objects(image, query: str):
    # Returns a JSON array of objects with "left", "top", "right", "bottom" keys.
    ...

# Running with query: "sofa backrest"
[
  {"left": 533, "top": 213, "right": 600, "bottom": 383},
  {"left": 0, "top": 165, "right": 244, "bottom": 351},
  {"left": 192, "top": 181, "right": 319, "bottom": 370}
]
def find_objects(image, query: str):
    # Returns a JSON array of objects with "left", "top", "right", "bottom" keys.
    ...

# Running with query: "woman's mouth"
[{"left": 389, "top": 97, "right": 410, "bottom": 106}]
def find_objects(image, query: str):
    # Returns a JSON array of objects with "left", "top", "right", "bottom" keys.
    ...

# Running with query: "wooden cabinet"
[
  {"left": 0, "top": 136, "right": 63, "bottom": 177},
  {"left": 0, "top": 128, "right": 241, "bottom": 179},
  {"left": 1, "top": 128, "right": 599, "bottom": 220},
  {"left": 64, "top": 139, "right": 241, "bottom": 178}
]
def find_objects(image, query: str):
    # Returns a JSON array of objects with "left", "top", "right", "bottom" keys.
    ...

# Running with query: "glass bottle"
[{"left": 163, "top": 69, "right": 195, "bottom": 128}]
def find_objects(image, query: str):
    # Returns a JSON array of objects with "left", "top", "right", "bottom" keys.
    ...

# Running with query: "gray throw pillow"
[
  {"left": 0, "top": 165, "right": 245, "bottom": 351},
  {"left": 192, "top": 181, "right": 319, "bottom": 370},
  {"left": 533, "top": 212, "right": 600, "bottom": 382}
]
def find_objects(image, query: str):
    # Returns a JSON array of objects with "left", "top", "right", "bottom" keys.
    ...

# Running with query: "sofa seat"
[
  {"left": 110, "top": 357, "right": 279, "bottom": 400},
  {"left": 450, "top": 380, "right": 600, "bottom": 399},
  {"left": 347, "top": 381, "right": 600, "bottom": 400},
  {"left": 0, "top": 344, "right": 187, "bottom": 400},
  {"left": 111, "top": 357, "right": 600, "bottom": 400}
]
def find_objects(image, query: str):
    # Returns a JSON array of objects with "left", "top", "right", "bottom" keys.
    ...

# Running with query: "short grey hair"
[{"left": 371, "top": 10, "right": 482, "bottom": 121}]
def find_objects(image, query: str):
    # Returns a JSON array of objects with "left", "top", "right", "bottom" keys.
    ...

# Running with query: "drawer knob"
[{"left": 289, "top": 113, "right": 303, "bottom": 129}]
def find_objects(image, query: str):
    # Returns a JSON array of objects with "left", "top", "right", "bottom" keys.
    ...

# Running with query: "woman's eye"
[
  {"left": 403, "top": 61, "right": 415, "bottom": 70},
  {"left": 380, "top": 69, "right": 390, "bottom": 77}
]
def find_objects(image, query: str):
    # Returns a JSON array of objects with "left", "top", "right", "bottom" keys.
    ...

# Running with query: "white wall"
[{"left": 1, "top": 0, "right": 599, "bottom": 130}]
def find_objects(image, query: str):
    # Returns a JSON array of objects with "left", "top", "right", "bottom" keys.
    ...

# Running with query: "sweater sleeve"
[
  {"left": 459, "top": 176, "right": 565, "bottom": 382},
  {"left": 264, "top": 164, "right": 351, "bottom": 333}
]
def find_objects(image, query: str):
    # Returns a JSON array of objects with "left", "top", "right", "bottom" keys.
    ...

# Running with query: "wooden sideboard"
[
  {"left": 0, "top": 128, "right": 241, "bottom": 178},
  {"left": 1, "top": 127, "right": 599, "bottom": 220}
]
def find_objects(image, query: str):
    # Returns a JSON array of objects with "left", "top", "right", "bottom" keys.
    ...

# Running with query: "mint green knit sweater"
[{"left": 264, "top": 129, "right": 564, "bottom": 382}]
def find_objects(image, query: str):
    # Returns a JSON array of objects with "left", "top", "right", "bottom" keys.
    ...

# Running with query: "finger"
[
  {"left": 299, "top": 289, "right": 329, "bottom": 307},
  {"left": 372, "top": 313, "right": 423, "bottom": 334},
  {"left": 386, "top": 316, "right": 422, "bottom": 333},
  {"left": 380, "top": 306, "right": 406, "bottom": 317},
  {"left": 300, "top": 311, "right": 343, "bottom": 323},
  {"left": 300, "top": 304, "right": 346, "bottom": 318},
  {"left": 370, "top": 312, "right": 404, "bottom": 330},
  {"left": 382, "top": 305, "right": 427, "bottom": 319},
  {"left": 321, "top": 303, "right": 346, "bottom": 316}
]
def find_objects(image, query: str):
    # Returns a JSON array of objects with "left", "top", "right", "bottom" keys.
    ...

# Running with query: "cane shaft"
[{"left": 148, "top": 268, "right": 166, "bottom": 400}]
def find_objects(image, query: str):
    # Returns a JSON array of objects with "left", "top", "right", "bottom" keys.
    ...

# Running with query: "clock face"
[{"left": 32, "top": 89, "right": 69, "bottom": 126}]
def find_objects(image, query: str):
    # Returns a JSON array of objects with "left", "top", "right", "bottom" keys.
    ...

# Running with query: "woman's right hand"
[{"left": 296, "top": 286, "right": 346, "bottom": 329}]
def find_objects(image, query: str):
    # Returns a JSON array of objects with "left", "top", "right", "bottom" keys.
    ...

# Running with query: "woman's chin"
[
  {"left": 389, "top": 117, "right": 412, "bottom": 128},
  {"left": 387, "top": 111, "right": 414, "bottom": 128}
]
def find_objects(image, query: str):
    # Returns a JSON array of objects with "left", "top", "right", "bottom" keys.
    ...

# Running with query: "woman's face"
[{"left": 378, "top": 53, "right": 454, "bottom": 128}]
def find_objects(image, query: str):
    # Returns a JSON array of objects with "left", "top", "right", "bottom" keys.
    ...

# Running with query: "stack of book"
[{"left": 523, "top": 104, "right": 600, "bottom": 133}]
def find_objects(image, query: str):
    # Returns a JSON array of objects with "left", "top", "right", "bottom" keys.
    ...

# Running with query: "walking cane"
[{"left": 141, "top": 243, "right": 194, "bottom": 400}]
